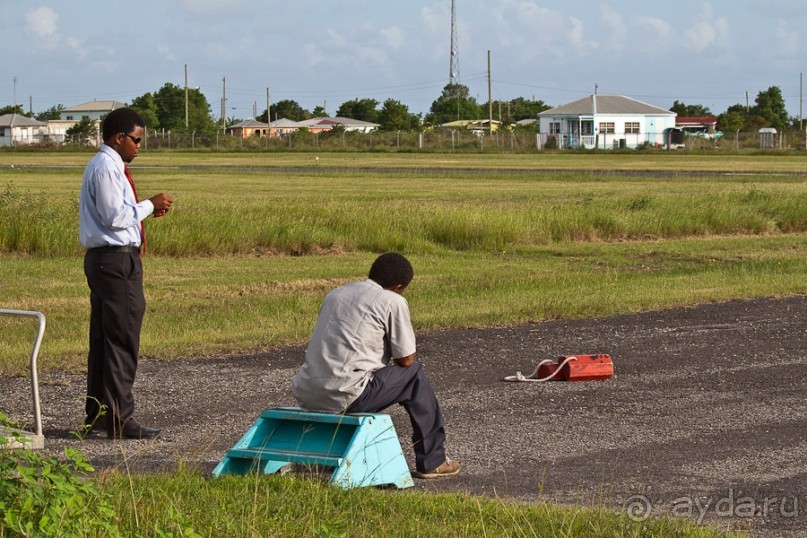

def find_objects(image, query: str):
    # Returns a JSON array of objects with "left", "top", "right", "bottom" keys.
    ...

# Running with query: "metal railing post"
[{"left": 0, "top": 309, "right": 45, "bottom": 448}]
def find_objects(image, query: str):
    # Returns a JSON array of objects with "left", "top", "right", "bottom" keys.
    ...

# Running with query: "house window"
[
  {"left": 82, "top": 115, "right": 90, "bottom": 121},
  {"left": 66, "top": 115, "right": 74, "bottom": 120},
  {"left": 549, "top": 122, "right": 561, "bottom": 134},
  {"left": 582, "top": 122, "right": 594, "bottom": 135},
  {"left": 625, "top": 122, "right": 640, "bottom": 134},
  {"left": 599, "top": 122, "right": 615, "bottom": 134},
  {"left": 0, "top": 128, "right": 5, "bottom": 137}
]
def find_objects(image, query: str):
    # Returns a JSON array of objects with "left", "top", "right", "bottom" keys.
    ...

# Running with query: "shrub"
[{"left": 0, "top": 413, "right": 122, "bottom": 537}]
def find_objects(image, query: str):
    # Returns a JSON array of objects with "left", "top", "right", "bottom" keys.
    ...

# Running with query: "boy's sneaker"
[{"left": 413, "top": 458, "right": 461, "bottom": 479}]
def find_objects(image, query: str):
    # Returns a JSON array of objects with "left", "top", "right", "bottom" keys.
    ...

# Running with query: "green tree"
[
  {"left": 336, "top": 98, "right": 380, "bottom": 123},
  {"left": 670, "top": 100, "right": 712, "bottom": 117},
  {"left": 311, "top": 105, "right": 328, "bottom": 117},
  {"left": 717, "top": 109, "right": 746, "bottom": 132},
  {"left": 35, "top": 104, "right": 64, "bottom": 121},
  {"left": 131, "top": 83, "right": 217, "bottom": 132},
  {"left": 130, "top": 93, "right": 159, "bottom": 129},
  {"left": 259, "top": 100, "right": 311, "bottom": 122},
  {"left": 0, "top": 105, "right": 24, "bottom": 116},
  {"left": 483, "top": 97, "right": 550, "bottom": 124},
  {"left": 752, "top": 86, "right": 789, "bottom": 131},
  {"left": 717, "top": 86, "right": 790, "bottom": 132},
  {"left": 377, "top": 99, "right": 420, "bottom": 131},
  {"left": 66, "top": 118, "right": 98, "bottom": 146},
  {"left": 425, "top": 83, "right": 482, "bottom": 126}
]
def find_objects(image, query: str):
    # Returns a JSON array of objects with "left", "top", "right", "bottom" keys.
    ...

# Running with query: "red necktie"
[{"left": 123, "top": 166, "right": 145, "bottom": 253}]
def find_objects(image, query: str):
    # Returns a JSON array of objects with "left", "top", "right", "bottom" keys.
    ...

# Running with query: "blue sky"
[{"left": 1, "top": 1, "right": 805, "bottom": 119}]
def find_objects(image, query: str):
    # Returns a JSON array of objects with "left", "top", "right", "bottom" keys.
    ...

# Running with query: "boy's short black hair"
[
  {"left": 369, "top": 252, "right": 414, "bottom": 289},
  {"left": 102, "top": 107, "right": 145, "bottom": 141}
]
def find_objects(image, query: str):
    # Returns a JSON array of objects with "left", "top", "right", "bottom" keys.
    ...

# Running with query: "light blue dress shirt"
[{"left": 79, "top": 144, "right": 154, "bottom": 249}]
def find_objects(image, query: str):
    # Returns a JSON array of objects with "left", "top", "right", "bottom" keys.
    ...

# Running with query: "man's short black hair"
[
  {"left": 102, "top": 107, "right": 145, "bottom": 141},
  {"left": 369, "top": 252, "right": 414, "bottom": 289}
]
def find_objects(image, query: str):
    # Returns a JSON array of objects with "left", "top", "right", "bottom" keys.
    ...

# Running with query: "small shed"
[{"left": 758, "top": 127, "right": 777, "bottom": 149}]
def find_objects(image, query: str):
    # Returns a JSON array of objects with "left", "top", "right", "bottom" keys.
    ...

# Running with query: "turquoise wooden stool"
[{"left": 213, "top": 407, "right": 414, "bottom": 489}]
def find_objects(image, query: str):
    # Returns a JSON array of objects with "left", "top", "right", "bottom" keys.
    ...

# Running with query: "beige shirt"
[{"left": 292, "top": 279, "right": 417, "bottom": 412}]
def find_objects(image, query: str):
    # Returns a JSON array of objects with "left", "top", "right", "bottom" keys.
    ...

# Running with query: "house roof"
[
  {"left": 0, "top": 113, "right": 47, "bottom": 128},
  {"left": 330, "top": 116, "right": 379, "bottom": 127},
  {"left": 62, "top": 100, "right": 127, "bottom": 112},
  {"left": 297, "top": 118, "right": 335, "bottom": 127},
  {"left": 676, "top": 116, "right": 718, "bottom": 126},
  {"left": 298, "top": 116, "right": 379, "bottom": 128},
  {"left": 540, "top": 94, "right": 674, "bottom": 116},
  {"left": 228, "top": 119, "right": 268, "bottom": 129},
  {"left": 440, "top": 120, "right": 474, "bottom": 128},
  {"left": 270, "top": 118, "right": 304, "bottom": 128}
]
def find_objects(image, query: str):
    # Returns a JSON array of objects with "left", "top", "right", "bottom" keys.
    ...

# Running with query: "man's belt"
[{"left": 87, "top": 245, "right": 140, "bottom": 253}]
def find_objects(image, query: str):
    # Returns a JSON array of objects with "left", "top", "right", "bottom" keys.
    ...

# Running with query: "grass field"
[
  {"left": 0, "top": 151, "right": 806, "bottom": 374},
  {"left": 1, "top": 150, "right": 781, "bottom": 536}
]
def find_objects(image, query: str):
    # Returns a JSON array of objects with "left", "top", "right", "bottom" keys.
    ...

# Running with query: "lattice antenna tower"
[{"left": 449, "top": 0, "right": 459, "bottom": 85}]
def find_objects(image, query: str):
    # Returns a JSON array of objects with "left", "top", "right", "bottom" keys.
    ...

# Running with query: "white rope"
[{"left": 503, "top": 356, "right": 578, "bottom": 382}]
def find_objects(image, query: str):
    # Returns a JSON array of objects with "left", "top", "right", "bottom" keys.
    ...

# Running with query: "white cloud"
[
  {"left": 420, "top": 6, "right": 445, "bottom": 34},
  {"left": 24, "top": 6, "right": 88, "bottom": 58},
  {"left": 489, "top": 1, "right": 595, "bottom": 61},
  {"left": 177, "top": 0, "right": 251, "bottom": 17},
  {"left": 684, "top": 4, "right": 729, "bottom": 52},
  {"left": 636, "top": 15, "right": 673, "bottom": 41},
  {"left": 302, "top": 43, "right": 326, "bottom": 67},
  {"left": 157, "top": 43, "right": 177, "bottom": 62},
  {"left": 601, "top": 5, "right": 627, "bottom": 50},
  {"left": 25, "top": 7, "right": 60, "bottom": 46},
  {"left": 775, "top": 21, "right": 799, "bottom": 56},
  {"left": 381, "top": 27, "right": 405, "bottom": 50}
]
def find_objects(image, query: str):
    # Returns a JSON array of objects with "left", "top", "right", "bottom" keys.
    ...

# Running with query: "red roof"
[{"left": 676, "top": 116, "right": 718, "bottom": 126}]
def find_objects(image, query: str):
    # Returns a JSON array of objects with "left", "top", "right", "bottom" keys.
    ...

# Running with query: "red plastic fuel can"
[{"left": 538, "top": 354, "right": 614, "bottom": 381}]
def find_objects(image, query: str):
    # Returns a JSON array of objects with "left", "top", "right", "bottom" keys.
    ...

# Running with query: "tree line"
[{"left": 0, "top": 83, "right": 799, "bottom": 135}]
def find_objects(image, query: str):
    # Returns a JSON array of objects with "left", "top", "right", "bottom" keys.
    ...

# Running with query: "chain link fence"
[{"left": 139, "top": 128, "right": 807, "bottom": 153}]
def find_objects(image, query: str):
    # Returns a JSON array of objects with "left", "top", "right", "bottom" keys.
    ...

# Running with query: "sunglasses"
[{"left": 121, "top": 133, "right": 142, "bottom": 145}]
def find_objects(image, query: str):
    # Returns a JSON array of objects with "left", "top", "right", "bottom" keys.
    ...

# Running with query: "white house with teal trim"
[{"left": 538, "top": 94, "right": 676, "bottom": 149}]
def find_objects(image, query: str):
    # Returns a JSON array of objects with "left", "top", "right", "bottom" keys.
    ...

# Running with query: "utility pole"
[
  {"left": 13, "top": 76, "right": 17, "bottom": 113},
  {"left": 221, "top": 76, "right": 227, "bottom": 132},
  {"left": 487, "top": 50, "right": 493, "bottom": 136},
  {"left": 745, "top": 91, "right": 749, "bottom": 113},
  {"left": 184, "top": 64, "right": 189, "bottom": 129},
  {"left": 800, "top": 72, "right": 803, "bottom": 132},
  {"left": 29, "top": 95, "right": 32, "bottom": 116},
  {"left": 266, "top": 87, "right": 271, "bottom": 127}
]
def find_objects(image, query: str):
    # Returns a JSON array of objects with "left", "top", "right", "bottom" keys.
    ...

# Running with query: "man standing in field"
[
  {"left": 79, "top": 107, "right": 173, "bottom": 439},
  {"left": 292, "top": 252, "right": 460, "bottom": 478}
]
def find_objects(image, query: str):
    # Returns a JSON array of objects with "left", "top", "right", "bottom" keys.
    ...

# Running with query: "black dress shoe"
[
  {"left": 81, "top": 415, "right": 108, "bottom": 437},
  {"left": 108, "top": 422, "right": 162, "bottom": 440}
]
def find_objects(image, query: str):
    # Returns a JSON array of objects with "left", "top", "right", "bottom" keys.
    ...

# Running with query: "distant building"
[
  {"left": 60, "top": 100, "right": 127, "bottom": 122},
  {"left": 269, "top": 118, "right": 305, "bottom": 137},
  {"left": 298, "top": 117, "right": 379, "bottom": 133},
  {"left": 0, "top": 114, "right": 48, "bottom": 147},
  {"left": 226, "top": 119, "right": 269, "bottom": 138},
  {"left": 440, "top": 119, "right": 502, "bottom": 134},
  {"left": 538, "top": 94, "right": 676, "bottom": 149},
  {"left": 675, "top": 116, "right": 718, "bottom": 134}
]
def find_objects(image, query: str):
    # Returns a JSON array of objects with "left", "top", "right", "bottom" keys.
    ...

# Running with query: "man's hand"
[
  {"left": 393, "top": 354, "right": 415, "bottom": 367},
  {"left": 149, "top": 193, "right": 173, "bottom": 218}
]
